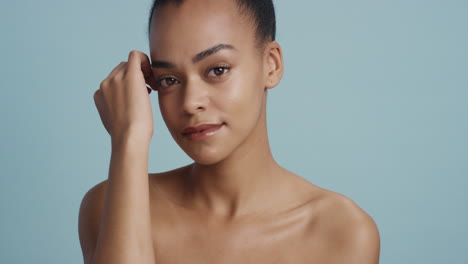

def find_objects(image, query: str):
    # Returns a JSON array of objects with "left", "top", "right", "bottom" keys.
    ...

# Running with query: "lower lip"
[{"left": 183, "top": 124, "right": 224, "bottom": 141}]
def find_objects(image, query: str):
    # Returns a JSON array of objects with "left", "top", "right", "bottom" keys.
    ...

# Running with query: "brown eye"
[
  {"left": 213, "top": 67, "right": 225, "bottom": 76},
  {"left": 208, "top": 66, "right": 230, "bottom": 77},
  {"left": 158, "top": 77, "right": 179, "bottom": 89}
]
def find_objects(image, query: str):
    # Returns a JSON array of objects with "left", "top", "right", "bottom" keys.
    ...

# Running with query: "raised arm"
[{"left": 78, "top": 50, "right": 159, "bottom": 264}]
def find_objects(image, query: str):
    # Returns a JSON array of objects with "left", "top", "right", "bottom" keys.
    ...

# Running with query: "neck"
[{"left": 183, "top": 102, "right": 286, "bottom": 219}]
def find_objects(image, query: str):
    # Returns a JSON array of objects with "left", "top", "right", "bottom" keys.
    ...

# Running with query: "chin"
[
  {"left": 170, "top": 124, "right": 237, "bottom": 166},
  {"left": 192, "top": 157, "right": 224, "bottom": 166},
  {"left": 184, "top": 147, "right": 229, "bottom": 166}
]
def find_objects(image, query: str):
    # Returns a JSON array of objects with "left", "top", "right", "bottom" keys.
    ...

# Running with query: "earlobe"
[{"left": 264, "top": 41, "right": 284, "bottom": 90}]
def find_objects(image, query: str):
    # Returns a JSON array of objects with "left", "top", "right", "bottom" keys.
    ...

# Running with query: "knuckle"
[
  {"left": 108, "top": 76, "right": 118, "bottom": 85},
  {"left": 93, "top": 90, "right": 102, "bottom": 104},
  {"left": 99, "top": 80, "right": 108, "bottom": 89},
  {"left": 129, "top": 50, "right": 139, "bottom": 57},
  {"left": 121, "top": 67, "right": 129, "bottom": 77}
]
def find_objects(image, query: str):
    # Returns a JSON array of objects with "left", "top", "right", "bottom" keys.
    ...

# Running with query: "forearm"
[{"left": 91, "top": 136, "right": 155, "bottom": 264}]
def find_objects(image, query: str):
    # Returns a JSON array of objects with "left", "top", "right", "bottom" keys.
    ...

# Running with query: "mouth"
[{"left": 181, "top": 123, "right": 225, "bottom": 140}]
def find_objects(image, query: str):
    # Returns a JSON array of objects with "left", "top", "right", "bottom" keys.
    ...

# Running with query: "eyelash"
[
  {"left": 207, "top": 64, "right": 230, "bottom": 78},
  {"left": 156, "top": 64, "right": 231, "bottom": 90}
]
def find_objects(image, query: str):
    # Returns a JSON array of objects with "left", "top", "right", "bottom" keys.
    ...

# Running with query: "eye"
[
  {"left": 208, "top": 65, "right": 230, "bottom": 78},
  {"left": 156, "top": 77, "right": 180, "bottom": 90}
]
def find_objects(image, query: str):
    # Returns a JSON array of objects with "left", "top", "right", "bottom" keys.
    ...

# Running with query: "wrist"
[{"left": 111, "top": 133, "right": 151, "bottom": 151}]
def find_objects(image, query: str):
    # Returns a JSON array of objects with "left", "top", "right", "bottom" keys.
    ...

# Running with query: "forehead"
[{"left": 149, "top": 0, "right": 256, "bottom": 59}]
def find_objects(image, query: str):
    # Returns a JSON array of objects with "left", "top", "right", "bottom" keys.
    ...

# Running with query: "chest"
[
  {"left": 152, "top": 229, "right": 309, "bottom": 263},
  {"left": 150, "top": 210, "right": 325, "bottom": 263}
]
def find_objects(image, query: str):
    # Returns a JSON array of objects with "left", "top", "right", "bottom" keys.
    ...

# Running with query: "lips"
[{"left": 181, "top": 123, "right": 224, "bottom": 135}]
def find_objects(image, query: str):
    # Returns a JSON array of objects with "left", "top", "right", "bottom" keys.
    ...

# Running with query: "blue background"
[{"left": 1, "top": 0, "right": 467, "bottom": 263}]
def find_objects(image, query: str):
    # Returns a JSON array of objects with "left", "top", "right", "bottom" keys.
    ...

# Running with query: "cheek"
[
  {"left": 158, "top": 96, "right": 179, "bottom": 128},
  {"left": 215, "top": 70, "right": 264, "bottom": 123}
]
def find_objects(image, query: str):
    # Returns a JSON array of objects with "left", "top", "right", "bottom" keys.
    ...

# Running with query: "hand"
[{"left": 93, "top": 50, "right": 158, "bottom": 143}]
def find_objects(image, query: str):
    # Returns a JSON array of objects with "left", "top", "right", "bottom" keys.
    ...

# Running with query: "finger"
[
  {"left": 127, "top": 50, "right": 159, "bottom": 91},
  {"left": 106, "top": 61, "right": 127, "bottom": 79},
  {"left": 128, "top": 50, "right": 159, "bottom": 90}
]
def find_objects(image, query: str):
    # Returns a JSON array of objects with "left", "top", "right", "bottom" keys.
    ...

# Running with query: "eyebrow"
[{"left": 151, "top": 43, "right": 236, "bottom": 69}]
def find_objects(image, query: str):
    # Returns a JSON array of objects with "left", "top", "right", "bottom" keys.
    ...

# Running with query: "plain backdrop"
[{"left": 1, "top": 0, "right": 467, "bottom": 263}]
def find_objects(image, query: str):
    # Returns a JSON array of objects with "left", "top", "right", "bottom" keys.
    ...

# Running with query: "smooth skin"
[{"left": 78, "top": 0, "right": 380, "bottom": 263}]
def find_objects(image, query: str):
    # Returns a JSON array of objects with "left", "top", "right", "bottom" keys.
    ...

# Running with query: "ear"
[{"left": 263, "top": 41, "right": 284, "bottom": 90}]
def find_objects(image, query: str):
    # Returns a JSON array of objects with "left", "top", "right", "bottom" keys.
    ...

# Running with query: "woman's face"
[{"left": 149, "top": 0, "right": 269, "bottom": 165}]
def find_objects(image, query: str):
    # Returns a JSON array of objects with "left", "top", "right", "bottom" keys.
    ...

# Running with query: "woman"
[{"left": 79, "top": 0, "right": 380, "bottom": 263}]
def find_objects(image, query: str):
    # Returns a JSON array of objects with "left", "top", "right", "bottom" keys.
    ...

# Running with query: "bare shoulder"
[
  {"left": 78, "top": 179, "right": 109, "bottom": 264},
  {"left": 308, "top": 187, "right": 381, "bottom": 263},
  {"left": 78, "top": 179, "right": 109, "bottom": 225}
]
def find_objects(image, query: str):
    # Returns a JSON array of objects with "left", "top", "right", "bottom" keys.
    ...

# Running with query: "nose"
[{"left": 181, "top": 77, "right": 207, "bottom": 115}]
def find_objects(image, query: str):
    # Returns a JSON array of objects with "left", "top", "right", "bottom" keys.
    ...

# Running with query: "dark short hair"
[{"left": 147, "top": 0, "right": 276, "bottom": 49}]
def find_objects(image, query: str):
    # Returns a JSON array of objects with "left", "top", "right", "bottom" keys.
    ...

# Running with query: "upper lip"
[{"left": 181, "top": 123, "right": 224, "bottom": 134}]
